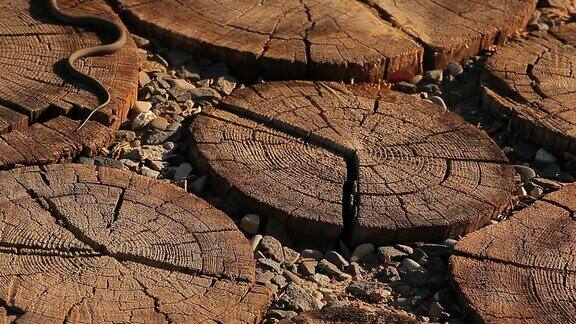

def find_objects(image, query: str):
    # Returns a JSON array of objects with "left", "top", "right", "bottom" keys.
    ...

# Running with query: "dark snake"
[{"left": 47, "top": 0, "right": 127, "bottom": 131}]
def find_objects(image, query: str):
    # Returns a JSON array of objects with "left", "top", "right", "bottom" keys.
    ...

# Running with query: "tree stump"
[
  {"left": 190, "top": 81, "right": 516, "bottom": 246},
  {"left": 112, "top": 0, "right": 424, "bottom": 82},
  {"left": 0, "top": 164, "right": 270, "bottom": 323},
  {"left": 0, "top": 0, "right": 139, "bottom": 167},
  {"left": 282, "top": 306, "right": 418, "bottom": 323},
  {"left": 368, "top": 0, "right": 538, "bottom": 68},
  {"left": 450, "top": 183, "right": 576, "bottom": 323},
  {"left": 481, "top": 25, "right": 576, "bottom": 153}
]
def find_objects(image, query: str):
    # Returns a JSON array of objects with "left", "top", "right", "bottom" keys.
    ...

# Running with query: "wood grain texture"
[
  {"left": 0, "top": 0, "right": 137, "bottom": 129},
  {"left": 0, "top": 164, "right": 270, "bottom": 323},
  {"left": 481, "top": 27, "right": 576, "bottom": 153},
  {"left": 450, "top": 183, "right": 576, "bottom": 323},
  {"left": 190, "top": 81, "right": 516, "bottom": 246},
  {"left": 282, "top": 306, "right": 418, "bottom": 323},
  {"left": 368, "top": 0, "right": 538, "bottom": 68},
  {"left": 112, "top": 0, "right": 423, "bottom": 82}
]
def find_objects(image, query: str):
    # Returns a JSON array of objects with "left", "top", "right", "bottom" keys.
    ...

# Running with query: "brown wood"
[
  {"left": 0, "top": 0, "right": 138, "bottom": 129},
  {"left": 368, "top": 0, "right": 538, "bottom": 69},
  {"left": 481, "top": 28, "right": 576, "bottom": 153},
  {"left": 112, "top": 0, "right": 424, "bottom": 82},
  {"left": 190, "top": 81, "right": 516, "bottom": 246},
  {"left": 550, "top": 23, "right": 576, "bottom": 45},
  {"left": 282, "top": 306, "right": 419, "bottom": 323},
  {"left": 450, "top": 183, "right": 576, "bottom": 323},
  {"left": 0, "top": 164, "right": 270, "bottom": 323}
]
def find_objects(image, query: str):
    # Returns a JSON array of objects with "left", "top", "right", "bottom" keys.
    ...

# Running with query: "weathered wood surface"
[
  {"left": 369, "top": 0, "right": 538, "bottom": 68},
  {"left": 282, "top": 306, "right": 419, "bottom": 323},
  {"left": 0, "top": 164, "right": 270, "bottom": 323},
  {"left": 112, "top": 0, "right": 424, "bottom": 82},
  {"left": 2, "top": 0, "right": 138, "bottom": 128},
  {"left": 191, "top": 81, "right": 516, "bottom": 246},
  {"left": 0, "top": 0, "right": 139, "bottom": 167},
  {"left": 113, "top": 0, "right": 537, "bottom": 80},
  {"left": 550, "top": 22, "right": 576, "bottom": 45},
  {"left": 481, "top": 26, "right": 576, "bottom": 153},
  {"left": 450, "top": 183, "right": 576, "bottom": 323}
]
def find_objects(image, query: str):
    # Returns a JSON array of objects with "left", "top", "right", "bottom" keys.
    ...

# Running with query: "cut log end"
[
  {"left": 190, "top": 81, "right": 516, "bottom": 247},
  {"left": 0, "top": 164, "right": 270, "bottom": 323},
  {"left": 481, "top": 24, "right": 576, "bottom": 153},
  {"left": 450, "top": 183, "right": 576, "bottom": 323}
]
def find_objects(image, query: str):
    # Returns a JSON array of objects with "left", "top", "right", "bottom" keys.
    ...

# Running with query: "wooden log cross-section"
[
  {"left": 450, "top": 183, "right": 576, "bottom": 323},
  {"left": 481, "top": 23, "right": 576, "bottom": 153},
  {"left": 112, "top": 0, "right": 538, "bottom": 81},
  {"left": 190, "top": 81, "right": 516, "bottom": 246},
  {"left": 0, "top": 0, "right": 138, "bottom": 168},
  {"left": 0, "top": 164, "right": 270, "bottom": 323}
]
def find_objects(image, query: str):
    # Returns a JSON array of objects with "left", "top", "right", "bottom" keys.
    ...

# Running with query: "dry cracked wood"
[
  {"left": 2, "top": 0, "right": 138, "bottom": 128},
  {"left": 0, "top": 164, "right": 270, "bottom": 323},
  {"left": 481, "top": 25, "right": 576, "bottom": 153},
  {"left": 283, "top": 306, "right": 419, "bottom": 323},
  {"left": 190, "top": 81, "right": 516, "bottom": 246},
  {"left": 0, "top": 0, "right": 138, "bottom": 167},
  {"left": 450, "top": 183, "right": 576, "bottom": 323},
  {"left": 368, "top": 0, "right": 538, "bottom": 68},
  {"left": 112, "top": 0, "right": 424, "bottom": 82},
  {"left": 112, "top": 0, "right": 537, "bottom": 81}
]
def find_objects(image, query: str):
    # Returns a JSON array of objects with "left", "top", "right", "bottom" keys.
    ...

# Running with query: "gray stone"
[
  {"left": 345, "top": 262, "right": 363, "bottom": 277},
  {"left": 120, "top": 159, "right": 139, "bottom": 171},
  {"left": 250, "top": 234, "right": 263, "bottom": 252},
  {"left": 116, "top": 130, "right": 136, "bottom": 142},
  {"left": 189, "top": 87, "right": 222, "bottom": 100},
  {"left": 417, "top": 243, "right": 452, "bottom": 256},
  {"left": 141, "top": 128, "right": 181, "bottom": 145},
  {"left": 350, "top": 243, "right": 374, "bottom": 262},
  {"left": 256, "top": 270, "right": 275, "bottom": 284},
  {"left": 168, "top": 78, "right": 195, "bottom": 91},
  {"left": 513, "top": 165, "right": 536, "bottom": 184},
  {"left": 283, "top": 269, "right": 302, "bottom": 285},
  {"left": 535, "top": 148, "right": 557, "bottom": 166},
  {"left": 410, "top": 75, "right": 423, "bottom": 85},
  {"left": 271, "top": 274, "right": 287, "bottom": 288},
  {"left": 279, "top": 283, "right": 321, "bottom": 312},
  {"left": 530, "top": 177, "right": 562, "bottom": 191},
  {"left": 266, "top": 310, "right": 297, "bottom": 320},
  {"left": 140, "top": 166, "right": 160, "bottom": 179},
  {"left": 240, "top": 214, "right": 260, "bottom": 236},
  {"left": 214, "top": 76, "right": 237, "bottom": 95},
  {"left": 310, "top": 273, "right": 331, "bottom": 286},
  {"left": 299, "top": 260, "right": 317, "bottom": 276},
  {"left": 446, "top": 61, "right": 464, "bottom": 77},
  {"left": 529, "top": 186, "right": 544, "bottom": 198},
  {"left": 394, "top": 244, "right": 414, "bottom": 255},
  {"left": 377, "top": 246, "right": 407, "bottom": 262},
  {"left": 301, "top": 249, "right": 323, "bottom": 261},
  {"left": 260, "top": 236, "right": 284, "bottom": 263},
  {"left": 411, "top": 248, "right": 428, "bottom": 261},
  {"left": 131, "top": 111, "right": 156, "bottom": 130},
  {"left": 403, "top": 268, "right": 430, "bottom": 287},
  {"left": 401, "top": 258, "right": 421, "bottom": 272},
  {"left": 283, "top": 246, "right": 300, "bottom": 266},
  {"left": 324, "top": 251, "right": 349, "bottom": 270},
  {"left": 138, "top": 72, "right": 151, "bottom": 87},
  {"left": 421, "top": 83, "right": 440, "bottom": 95},
  {"left": 346, "top": 280, "right": 391, "bottom": 302},
  {"left": 425, "top": 69, "right": 443, "bottom": 83},
  {"left": 393, "top": 81, "right": 417, "bottom": 94},
  {"left": 317, "top": 259, "right": 342, "bottom": 276},
  {"left": 257, "top": 258, "right": 281, "bottom": 273},
  {"left": 132, "top": 35, "right": 150, "bottom": 48}
]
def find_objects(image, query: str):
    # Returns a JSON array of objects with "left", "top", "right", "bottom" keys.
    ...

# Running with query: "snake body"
[{"left": 47, "top": 0, "right": 127, "bottom": 131}]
